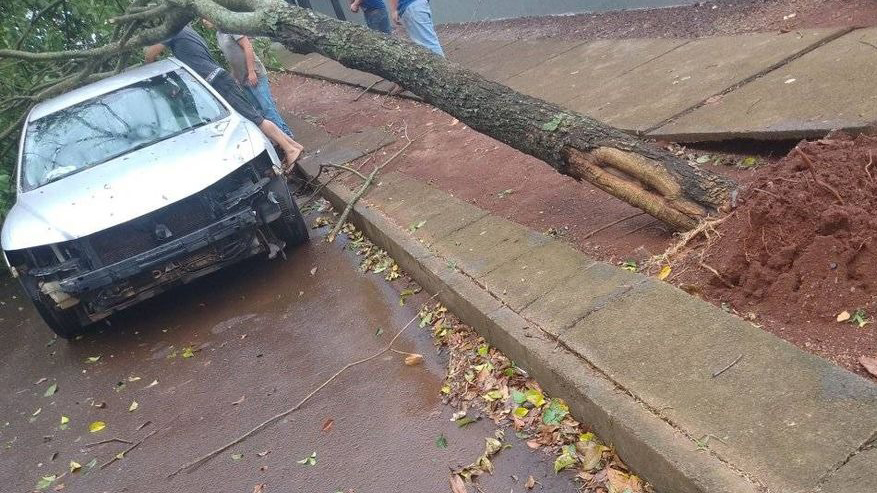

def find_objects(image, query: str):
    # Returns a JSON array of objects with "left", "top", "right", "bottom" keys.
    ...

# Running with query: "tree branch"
[{"left": 14, "top": 0, "right": 67, "bottom": 50}]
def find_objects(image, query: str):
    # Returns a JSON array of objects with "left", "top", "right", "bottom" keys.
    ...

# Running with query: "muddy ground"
[
  {"left": 0, "top": 211, "right": 579, "bottom": 493},
  {"left": 271, "top": 75, "right": 876, "bottom": 377}
]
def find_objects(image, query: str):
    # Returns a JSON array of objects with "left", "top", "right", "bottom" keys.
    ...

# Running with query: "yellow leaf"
[
  {"left": 657, "top": 265, "right": 672, "bottom": 281},
  {"left": 88, "top": 421, "right": 106, "bottom": 433},
  {"left": 69, "top": 461, "right": 81, "bottom": 473},
  {"left": 128, "top": 401, "right": 138, "bottom": 412},
  {"left": 837, "top": 311, "right": 851, "bottom": 322},
  {"left": 60, "top": 415, "right": 69, "bottom": 425},
  {"left": 404, "top": 354, "right": 424, "bottom": 366},
  {"left": 440, "top": 385, "right": 451, "bottom": 394},
  {"left": 513, "top": 406, "right": 530, "bottom": 418}
]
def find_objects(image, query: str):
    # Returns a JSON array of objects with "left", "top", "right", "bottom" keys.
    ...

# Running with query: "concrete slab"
[
  {"left": 652, "top": 28, "right": 877, "bottom": 141},
  {"left": 560, "top": 280, "right": 877, "bottom": 493},
  {"left": 281, "top": 113, "right": 333, "bottom": 149},
  {"left": 468, "top": 40, "right": 587, "bottom": 83},
  {"left": 479, "top": 242, "right": 591, "bottom": 312},
  {"left": 284, "top": 52, "right": 331, "bottom": 75},
  {"left": 446, "top": 39, "right": 516, "bottom": 66},
  {"left": 433, "top": 215, "right": 551, "bottom": 277},
  {"left": 298, "top": 127, "right": 395, "bottom": 171},
  {"left": 568, "top": 29, "right": 844, "bottom": 131},
  {"left": 505, "top": 38, "right": 687, "bottom": 105},
  {"left": 304, "top": 59, "right": 383, "bottom": 88},
  {"left": 521, "top": 261, "right": 646, "bottom": 336},
  {"left": 816, "top": 447, "right": 877, "bottom": 493}
]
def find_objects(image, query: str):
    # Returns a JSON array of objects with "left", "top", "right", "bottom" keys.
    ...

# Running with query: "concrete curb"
[{"left": 300, "top": 165, "right": 760, "bottom": 493}]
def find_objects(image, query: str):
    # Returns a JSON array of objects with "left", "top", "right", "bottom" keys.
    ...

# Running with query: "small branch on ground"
[
  {"left": 796, "top": 147, "right": 844, "bottom": 205},
  {"left": 698, "top": 260, "right": 735, "bottom": 289},
  {"left": 354, "top": 78, "right": 384, "bottom": 101},
  {"left": 326, "top": 127, "right": 415, "bottom": 243},
  {"left": 865, "top": 150, "right": 874, "bottom": 182},
  {"left": 168, "top": 293, "right": 439, "bottom": 478},
  {"left": 82, "top": 437, "right": 134, "bottom": 449},
  {"left": 100, "top": 430, "right": 158, "bottom": 469},
  {"left": 581, "top": 212, "right": 646, "bottom": 240},
  {"left": 712, "top": 354, "right": 744, "bottom": 378}
]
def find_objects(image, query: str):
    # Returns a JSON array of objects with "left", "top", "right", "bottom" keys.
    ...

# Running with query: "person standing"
[
  {"left": 144, "top": 26, "right": 303, "bottom": 169},
  {"left": 349, "top": 0, "right": 392, "bottom": 34},
  {"left": 201, "top": 19, "right": 295, "bottom": 137},
  {"left": 389, "top": 0, "right": 444, "bottom": 56}
]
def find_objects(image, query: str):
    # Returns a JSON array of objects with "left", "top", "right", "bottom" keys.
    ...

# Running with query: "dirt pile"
[{"left": 688, "top": 133, "right": 877, "bottom": 371}]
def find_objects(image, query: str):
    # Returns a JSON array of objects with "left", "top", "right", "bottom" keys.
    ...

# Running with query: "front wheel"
[
  {"left": 20, "top": 276, "right": 85, "bottom": 339},
  {"left": 266, "top": 177, "right": 309, "bottom": 248}
]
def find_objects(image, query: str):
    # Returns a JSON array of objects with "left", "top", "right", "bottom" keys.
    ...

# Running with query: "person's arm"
[
  {"left": 349, "top": 0, "right": 362, "bottom": 13},
  {"left": 144, "top": 43, "right": 166, "bottom": 63},
  {"left": 236, "top": 36, "right": 259, "bottom": 87},
  {"left": 388, "top": 0, "right": 400, "bottom": 24}
]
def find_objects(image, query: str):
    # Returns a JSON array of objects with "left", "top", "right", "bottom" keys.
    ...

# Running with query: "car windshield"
[{"left": 21, "top": 69, "right": 228, "bottom": 191}]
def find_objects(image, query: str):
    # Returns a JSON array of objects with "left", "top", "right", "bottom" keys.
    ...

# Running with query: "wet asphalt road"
[{"left": 0, "top": 212, "right": 578, "bottom": 493}]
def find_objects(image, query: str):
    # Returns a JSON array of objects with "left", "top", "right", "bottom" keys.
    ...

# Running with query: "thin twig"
[
  {"left": 753, "top": 187, "right": 780, "bottom": 200},
  {"left": 169, "top": 293, "right": 440, "bottom": 478},
  {"left": 326, "top": 138, "right": 414, "bottom": 242},
  {"left": 795, "top": 147, "right": 844, "bottom": 205},
  {"left": 699, "top": 261, "right": 734, "bottom": 288},
  {"left": 319, "top": 163, "right": 369, "bottom": 181},
  {"left": 100, "top": 430, "right": 157, "bottom": 469},
  {"left": 865, "top": 150, "right": 874, "bottom": 182},
  {"left": 582, "top": 212, "right": 646, "bottom": 240},
  {"left": 354, "top": 78, "right": 384, "bottom": 101},
  {"left": 82, "top": 437, "right": 134, "bottom": 449},
  {"left": 712, "top": 354, "right": 744, "bottom": 378}
]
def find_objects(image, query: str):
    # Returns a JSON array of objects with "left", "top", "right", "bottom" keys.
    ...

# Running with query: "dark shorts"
[{"left": 210, "top": 70, "right": 264, "bottom": 125}]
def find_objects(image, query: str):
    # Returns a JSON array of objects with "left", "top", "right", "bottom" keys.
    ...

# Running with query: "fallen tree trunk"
[
  {"left": 3, "top": 0, "right": 738, "bottom": 230},
  {"left": 243, "top": 2, "right": 736, "bottom": 230}
]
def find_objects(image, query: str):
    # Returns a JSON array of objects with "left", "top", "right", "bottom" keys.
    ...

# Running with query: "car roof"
[{"left": 28, "top": 58, "right": 188, "bottom": 122}]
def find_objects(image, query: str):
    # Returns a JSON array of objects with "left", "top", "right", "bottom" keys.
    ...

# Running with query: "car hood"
[{"left": 2, "top": 115, "right": 269, "bottom": 251}]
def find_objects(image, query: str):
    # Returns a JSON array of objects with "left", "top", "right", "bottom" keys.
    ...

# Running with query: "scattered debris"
[{"left": 296, "top": 452, "right": 317, "bottom": 466}]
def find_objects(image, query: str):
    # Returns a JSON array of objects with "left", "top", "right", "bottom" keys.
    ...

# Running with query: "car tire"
[
  {"left": 20, "top": 276, "right": 85, "bottom": 340},
  {"left": 267, "top": 177, "right": 309, "bottom": 247}
]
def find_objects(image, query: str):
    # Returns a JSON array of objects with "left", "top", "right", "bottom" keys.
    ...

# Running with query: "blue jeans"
[
  {"left": 246, "top": 74, "right": 293, "bottom": 137},
  {"left": 364, "top": 7, "right": 392, "bottom": 34},
  {"left": 401, "top": 0, "right": 444, "bottom": 56}
]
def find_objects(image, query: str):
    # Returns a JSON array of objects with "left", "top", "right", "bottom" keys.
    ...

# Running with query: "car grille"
[{"left": 88, "top": 195, "right": 214, "bottom": 266}]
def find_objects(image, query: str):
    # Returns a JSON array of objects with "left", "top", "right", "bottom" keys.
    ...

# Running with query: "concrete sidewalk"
[
  {"left": 274, "top": 26, "right": 877, "bottom": 141},
  {"left": 289, "top": 120, "right": 877, "bottom": 492}
]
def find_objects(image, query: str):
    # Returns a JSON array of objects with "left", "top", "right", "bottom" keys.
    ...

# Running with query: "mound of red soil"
[{"left": 689, "top": 133, "right": 877, "bottom": 373}]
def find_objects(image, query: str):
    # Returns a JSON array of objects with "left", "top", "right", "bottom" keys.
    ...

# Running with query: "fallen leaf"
[
  {"left": 181, "top": 347, "right": 195, "bottom": 358},
  {"left": 513, "top": 406, "right": 530, "bottom": 418},
  {"left": 861, "top": 356, "right": 877, "bottom": 378},
  {"left": 404, "top": 354, "right": 424, "bottom": 366},
  {"left": 84, "top": 356, "right": 101, "bottom": 363},
  {"left": 35, "top": 475, "right": 57, "bottom": 490},
  {"left": 253, "top": 484, "right": 265, "bottom": 493},
  {"left": 524, "top": 389, "right": 546, "bottom": 408},
  {"left": 231, "top": 453, "right": 244, "bottom": 461},
  {"left": 657, "top": 265, "right": 672, "bottom": 281},
  {"left": 321, "top": 419, "right": 334, "bottom": 433},
  {"left": 93, "top": 402, "right": 106, "bottom": 409},
  {"left": 128, "top": 401, "right": 138, "bottom": 412},
  {"left": 52, "top": 483, "right": 65, "bottom": 491},
  {"left": 695, "top": 155, "right": 712, "bottom": 164},
  {"left": 542, "top": 398, "right": 569, "bottom": 425},
  {"left": 374, "top": 327, "right": 384, "bottom": 337},
  {"left": 553, "top": 445, "right": 578, "bottom": 473},
  {"left": 145, "top": 380, "right": 158, "bottom": 389},
  {"left": 577, "top": 441, "right": 606, "bottom": 472},
  {"left": 455, "top": 416, "right": 477, "bottom": 428},
  {"left": 739, "top": 156, "right": 758, "bottom": 168},
  {"left": 449, "top": 474, "right": 468, "bottom": 493},
  {"left": 525, "top": 475, "right": 536, "bottom": 489},
  {"left": 257, "top": 450, "right": 270, "bottom": 457},
  {"left": 127, "top": 376, "right": 141, "bottom": 382},
  {"left": 232, "top": 396, "right": 246, "bottom": 406},
  {"left": 309, "top": 267, "right": 318, "bottom": 276},
  {"left": 59, "top": 416, "right": 68, "bottom": 425},
  {"left": 69, "top": 461, "right": 81, "bottom": 473},
  {"left": 44, "top": 383, "right": 58, "bottom": 397},
  {"left": 526, "top": 440, "right": 542, "bottom": 449},
  {"left": 88, "top": 421, "right": 106, "bottom": 433},
  {"left": 436, "top": 433, "right": 448, "bottom": 449},
  {"left": 837, "top": 311, "right": 851, "bottom": 322},
  {"left": 482, "top": 389, "right": 503, "bottom": 402},
  {"left": 296, "top": 452, "right": 317, "bottom": 466}
]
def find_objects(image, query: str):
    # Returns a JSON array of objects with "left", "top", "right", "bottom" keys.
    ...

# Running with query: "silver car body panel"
[{"left": 1, "top": 58, "right": 280, "bottom": 252}]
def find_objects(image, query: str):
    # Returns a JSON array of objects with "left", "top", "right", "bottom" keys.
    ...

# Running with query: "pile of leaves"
[{"left": 420, "top": 302, "right": 649, "bottom": 493}]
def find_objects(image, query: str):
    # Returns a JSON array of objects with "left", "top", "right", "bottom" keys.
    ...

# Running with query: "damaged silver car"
[{"left": 1, "top": 58, "right": 308, "bottom": 338}]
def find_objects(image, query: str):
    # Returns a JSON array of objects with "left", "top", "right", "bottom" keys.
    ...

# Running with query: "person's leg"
[
  {"left": 401, "top": 0, "right": 444, "bottom": 56},
  {"left": 363, "top": 7, "right": 392, "bottom": 34},
  {"left": 259, "top": 119, "right": 302, "bottom": 169},
  {"left": 248, "top": 75, "right": 294, "bottom": 137}
]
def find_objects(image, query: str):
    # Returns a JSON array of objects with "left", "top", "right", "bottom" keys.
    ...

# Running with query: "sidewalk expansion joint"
[
  {"left": 812, "top": 428, "right": 877, "bottom": 492},
  {"left": 500, "top": 39, "right": 592, "bottom": 83},
  {"left": 554, "top": 277, "right": 648, "bottom": 337},
  {"left": 642, "top": 26, "right": 858, "bottom": 135}
]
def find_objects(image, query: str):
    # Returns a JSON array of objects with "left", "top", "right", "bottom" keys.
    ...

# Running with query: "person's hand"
[
  {"left": 349, "top": 0, "right": 361, "bottom": 13},
  {"left": 246, "top": 71, "right": 258, "bottom": 87},
  {"left": 391, "top": 9, "right": 401, "bottom": 25}
]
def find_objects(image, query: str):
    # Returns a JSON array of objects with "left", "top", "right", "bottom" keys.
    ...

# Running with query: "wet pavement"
[{"left": 0, "top": 209, "right": 578, "bottom": 493}]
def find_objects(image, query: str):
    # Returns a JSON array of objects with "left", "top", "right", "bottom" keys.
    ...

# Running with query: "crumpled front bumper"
[{"left": 59, "top": 209, "right": 260, "bottom": 294}]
